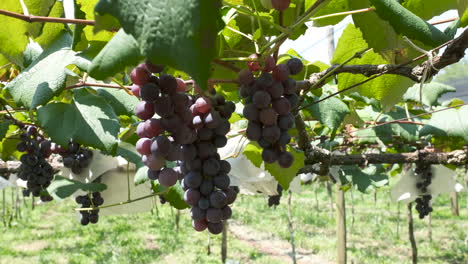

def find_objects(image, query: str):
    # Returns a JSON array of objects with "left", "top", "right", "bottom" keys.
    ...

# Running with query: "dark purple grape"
[
  {"left": 221, "top": 206, "right": 232, "bottom": 220},
  {"left": 151, "top": 136, "right": 171, "bottom": 157},
  {"left": 278, "top": 151, "right": 294, "bottom": 168},
  {"left": 263, "top": 56, "right": 276, "bottom": 72},
  {"left": 203, "top": 111, "right": 221, "bottom": 129},
  {"left": 210, "top": 191, "right": 227, "bottom": 209},
  {"left": 136, "top": 138, "right": 152, "bottom": 155},
  {"left": 213, "top": 174, "right": 230, "bottom": 189},
  {"left": 262, "top": 125, "right": 281, "bottom": 143},
  {"left": 208, "top": 222, "right": 224, "bottom": 234},
  {"left": 144, "top": 118, "right": 163, "bottom": 138},
  {"left": 198, "top": 198, "right": 210, "bottom": 210},
  {"left": 142, "top": 154, "right": 165, "bottom": 171},
  {"left": 184, "top": 171, "right": 203, "bottom": 188},
  {"left": 283, "top": 78, "right": 297, "bottom": 95},
  {"left": 278, "top": 113, "right": 294, "bottom": 130},
  {"left": 238, "top": 69, "right": 254, "bottom": 85},
  {"left": 192, "top": 219, "right": 208, "bottom": 232},
  {"left": 246, "top": 122, "right": 262, "bottom": 141},
  {"left": 214, "top": 120, "right": 230, "bottom": 136},
  {"left": 262, "top": 148, "right": 278, "bottom": 163},
  {"left": 145, "top": 60, "right": 164, "bottom": 73},
  {"left": 140, "top": 83, "right": 160, "bottom": 101},
  {"left": 203, "top": 158, "right": 220, "bottom": 176},
  {"left": 147, "top": 170, "right": 160, "bottom": 180},
  {"left": 219, "top": 160, "right": 231, "bottom": 174},
  {"left": 214, "top": 136, "right": 227, "bottom": 148},
  {"left": 153, "top": 96, "right": 174, "bottom": 118},
  {"left": 287, "top": 58, "right": 303, "bottom": 75},
  {"left": 158, "top": 168, "right": 178, "bottom": 187},
  {"left": 259, "top": 108, "right": 278, "bottom": 126},
  {"left": 253, "top": 90, "right": 271, "bottom": 109},
  {"left": 199, "top": 180, "right": 214, "bottom": 196},
  {"left": 285, "top": 93, "right": 299, "bottom": 108},
  {"left": 225, "top": 187, "right": 238, "bottom": 204},
  {"left": 272, "top": 64, "right": 289, "bottom": 81},
  {"left": 206, "top": 208, "right": 223, "bottom": 223},
  {"left": 190, "top": 206, "right": 206, "bottom": 220},
  {"left": 272, "top": 97, "right": 291, "bottom": 115},
  {"left": 271, "top": 0, "right": 290, "bottom": 11},
  {"left": 243, "top": 103, "right": 259, "bottom": 121},
  {"left": 159, "top": 74, "right": 178, "bottom": 95}
]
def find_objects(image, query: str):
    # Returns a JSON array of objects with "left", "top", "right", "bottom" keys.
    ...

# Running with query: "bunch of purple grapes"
[
  {"left": 181, "top": 94, "right": 238, "bottom": 234},
  {"left": 130, "top": 61, "right": 239, "bottom": 234},
  {"left": 16, "top": 126, "right": 54, "bottom": 202},
  {"left": 414, "top": 163, "right": 433, "bottom": 219},
  {"left": 75, "top": 192, "right": 104, "bottom": 225},
  {"left": 52, "top": 140, "right": 93, "bottom": 174},
  {"left": 238, "top": 56, "right": 303, "bottom": 168},
  {"left": 132, "top": 61, "right": 192, "bottom": 187}
]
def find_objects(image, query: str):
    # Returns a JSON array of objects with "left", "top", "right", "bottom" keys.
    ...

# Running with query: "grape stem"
[{"left": 0, "top": 8, "right": 95, "bottom": 25}]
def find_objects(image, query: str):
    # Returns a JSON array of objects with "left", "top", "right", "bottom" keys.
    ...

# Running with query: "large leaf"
[
  {"left": 402, "top": 0, "right": 457, "bottom": 20},
  {"left": 5, "top": 35, "right": 91, "bottom": 109},
  {"left": 48, "top": 176, "right": 107, "bottom": 200},
  {"left": 95, "top": 87, "right": 139, "bottom": 116},
  {"left": 0, "top": 0, "right": 56, "bottom": 66},
  {"left": 369, "top": 0, "right": 450, "bottom": 47},
  {"left": 164, "top": 185, "right": 190, "bottom": 210},
  {"left": 403, "top": 82, "right": 456, "bottom": 107},
  {"left": 337, "top": 164, "right": 388, "bottom": 193},
  {"left": 88, "top": 29, "right": 143, "bottom": 80},
  {"left": 34, "top": 1, "right": 68, "bottom": 50},
  {"left": 94, "top": 0, "right": 223, "bottom": 89},
  {"left": 37, "top": 90, "right": 120, "bottom": 154},
  {"left": 0, "top": 120, "right": 12, "bottom": 141},
  {"left": 420, "top": 105, "right": 468, "bottom": 141},
  {"left": 459, "top": 0, "right": 468, "bottom": 27},
  {"left": 304, "top": 93, "right": 350, "bottom": 133},
  {"left": 242, "top": 142, "right": 263, "bottom": 168},
  {"left": 332, "top": 24, "right": 414, "bottom": 110},
  {"left": 307, "top": 0, "right": 349, "bottom": 27}
]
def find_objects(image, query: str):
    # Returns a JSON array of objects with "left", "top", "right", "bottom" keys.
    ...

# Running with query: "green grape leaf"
[
  {"left": 88, "top": 29, "right": 143, "bottom": 80},
  {"left": 338, "top": 164, "right": 388, "bottom": 193},
  {"left": 403, "top": 82, "right": 456, "bottom": 107},
  {"left": 116, "top": 142, "right": 142, "bottom": 166},
  {"left": 95, "top": 87, "right": 139, "bottom": 116},
  {"left": 0, "top": 120, "right": 12, "bottom": 141},
  {"left": 459, "top": 0, "right": 468, "bottom": 27},
  {"left": 307, "top": 0, "right": 349, "bottom": 27},
  {"left": 243, "top": 142, "right": 263, "bottom": 168},
  {"left": 332, "top": 24, "right": 414, "bottom": 110},
  {"left": 48, "top": 176, "right": 107, "bottom": 200},
  {"left": 37, "top": 90, "right": 120, "bottom": 154},
  {"left": 401, "top": 0, "right": 457, "bottom": 20},
  {"left": 5, "top": 34, "right": 91, "bottom": 109},
  {"left": 420, "top": 105, "right": 468, "bottom": 141},
  {"left": 76, "top": 0, "right": 115, "bottom": 47},
  {"left": 303, "top": 94, "right": 350, "bottom": 133},
  {"left": 94, "top": 0, "right": 223, "bottom": 90},
  {"left": 369, "top": 0, "right": 450, "bottom": 47},
  {"left": 163, "top": 185, "right": 190, "bottom": 210},
  {"left": 34, "top": 1, "right": 68, "bottom": 50},
  {"left": 265, "top": 146, "right": 305, "bottom": 190},
  {"left": 0, "top": 0, "right": 57, "bottom": 66}
]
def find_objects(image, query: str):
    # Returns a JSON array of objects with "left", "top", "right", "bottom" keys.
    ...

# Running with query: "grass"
[{"left": 0, "top": 184, "right": 467, "bottom": 264}]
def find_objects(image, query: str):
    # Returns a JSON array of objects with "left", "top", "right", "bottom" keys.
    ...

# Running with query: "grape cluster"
[
  {"left": 75, "top": 192, "right": 104, "bottom": 225},
  {"left": 238, "top": 56, "right": 303, "bottom": 168},
  {"left": 132, "top": 61, "right": 192, "bottom": 187},
  {"left": 414, "top": 163, "right": 433, "bottom": 219},
  {"left": 16, "top": 126, "right": 54, "bottom": 202},
  {"left": 268, "top": 184, "right": 283, "bottom": 207},
  {"left": 130, "top": 61, "right": 239, "bottom": 234},
  {"left": 52, "top": 141, "right": 93, "bottom": 174},
  {"left": 181, "top": 93, "right": 238, "bottom": 234}
]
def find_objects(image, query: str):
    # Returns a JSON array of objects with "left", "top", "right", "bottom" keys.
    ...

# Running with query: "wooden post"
[
  {"left": 326, "top": 182, "right": 333, "bottom": 217},
  {"left": 428, "top": 213, "right": 432, "bottom": 242},
  {"left": 2, "top": 189, "right": 5, "bottom": 227},
  {"left": 221, "top": 221, "right": 228, "bottom": 263},
  {"left": 287, "top": 191, "right": 297, "bottom": 264},
  {"left": 450, "top": 192, "right": 459, "bottom": 216},
  {"left": 407, "top": 203, "right": 418, "bottom": 264},
  {"left": 336, "top": 184, "right": 347, "bottom": 264}
]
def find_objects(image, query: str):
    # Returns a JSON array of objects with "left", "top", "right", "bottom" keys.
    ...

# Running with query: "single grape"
[
  {"left": 140, "top": 83, "right": 160, "bottom": 102},
  {"left": 247, "top": 53, "right": 260, "bottom": 71},
  {"left": 208, "top": 222, "right": 224, "bottom": 234},
  {"left": 190, "top": 206, "right": 206, "bottom": 220},
  {"left": 142, "top": 154, "right": 165, "bottom": 171},
  {"left": 285, "top": 93, "right": 299, "bottom": 108},
  {"left": 203, "top": 158, "right": 220, "bottom": 176},
  {"left": 221, "top": 206, "right": 232, "bottom": 220},
  {"left": 131, "top": 84, "right": 141, "bottom": 98},
  {"left": 272, "top": 97, "right": 291, "bottom": 115},
  {"left": 151, "top": 136, "right": 171, "bottom": 157},
  {"left": 219, "top": 160, "right": 231, "bottom": 174},
  {"left": 238, "top": 69, "right": 254, "bottom": 85},
  {"left": 263, "top": 56, "right": 276, "bottom": 72},
  {"left": 259, "top": 108, "right": 278, "bottom": 126},
  {"left": 278, "top": 151, "right": 294, "bottom": 168},
  {"left": 283, "top": 78, "right": 297, "bottom": 95},
  {"left": 272, "top": 64, "right": 290, "bottom": 81},
  {"left": 253, "top": 90, "right": 272, "bottom": 109},
  {"left": 262, "top": 125, "right": 281, "bottom": 143},
  {"left": 267, "top": 81, "right": 284, "bottom": 99},
  {"left": 158, "top": 168, "right": 178, "bottom": 187},
  {"left": 194, "top": 97, "right": 212, "bottom": 114},
  {"left": 153, "top": 96, "right": 174, "bottom": 118},
  {"left": 262, "top": 148, "right": 278, "bottom": 163},
  {"left": 214, "top": 119, "right": 230, "bottom": 136},
  {"left": 184, "top": 171, "right": 203, "bottom": 189},
  {"left": 278, "top": 113, "right": 294, "bottom": 130},
  {"left": 145, "top": 60, "right": 165, "bottom": 73},
  {"left": 246, "top": 122, "right": 262, "bottom": 141},
  {"left": 199, "top": 180, "right": 214, "bottom": 196},
  {"left": 136, "top": 138, "right": 152, "bottom": 155},
  {"left": 203, "top": 111, "right": 221, "bottom": 129},
  {"left": 159, "top": 74, "right": 178, "bottom": 95},
  {"left": 206, "top": 208, "right": 223, "bottom": 223},
  {"left": 134, "top": 101, "right": 155, "bottom": 120},
  {"left": 175, "top": 78, "right": 187, "bottom": 92},
  {"left": 210, "top": 191, "right": 227, "bottom": 209},
  {"left": 130, "top": 64, "right": 151, "bottom": 85},
  {"left": 198, "top": 198, "right": 210, "bottom": 210},
  {"left": 184, "top": 188, "right": 201, "bottom": 206},
  {"left": 192, "top": 219, "right": 208, "bottom": 232},
  {"left": 286, "top": 58, "right": 303, "bottom": 75},
  {"left": 144, "top": 118, "right": 163, "bottom": 138},
  {"left": 213, "top": 174, "right": 230, "bottom": 189},
  {"left": 147, "top": 170, "right": 160, "bottom": 180},
  {"left": 214, "top": 136, "right": 227, "bottom": 148},
  {"left": 243, "top": 103, "right": 259, "bottom": 121}
]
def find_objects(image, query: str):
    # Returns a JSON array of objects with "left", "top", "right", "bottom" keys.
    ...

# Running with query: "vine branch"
[{"left": 0, "top": 9, "right": 95, "bottom": 25}]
